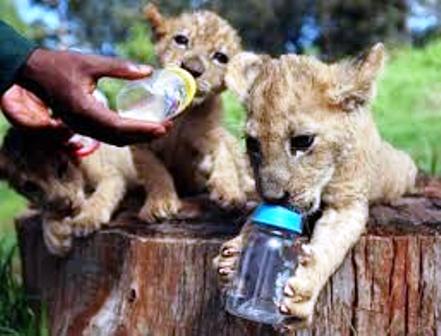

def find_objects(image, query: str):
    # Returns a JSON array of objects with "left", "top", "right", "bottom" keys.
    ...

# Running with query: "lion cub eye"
[
  {"left": 173, "top": 34, "right": 189, "bottom": 47},
  {"left": 212, "top": 51, "right": 229, "bottom": 64},
  {"left": 22, "top": 181, "right": 41, "bottom": 195},
  {"left": 246, "top": 136, "right": 262, "bottom": 161},
  {"left": 290, "top": 135, "right": 315, "bottom": 155},
  {"left": 56, "top": 160, "right": 69, "bottom": 179}
]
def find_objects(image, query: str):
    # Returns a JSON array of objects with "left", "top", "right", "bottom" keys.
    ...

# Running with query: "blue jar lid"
[{"left": 251, "top": 203, "right": 303, "bottom": 233}]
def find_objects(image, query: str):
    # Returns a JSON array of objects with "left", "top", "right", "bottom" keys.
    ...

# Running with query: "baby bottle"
[
  {"left": 116, "top": 65, "right": 197, "bottom": 123},
  {"left": 225, "top": 203, "right": 303, "bottom": 325}
]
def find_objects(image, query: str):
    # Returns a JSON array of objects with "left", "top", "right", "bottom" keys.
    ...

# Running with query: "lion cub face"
[
  {"left": 0, "top": 129, "right": 85, "bottom": 216},
  {"left": 144, "top": 4, "right": 241, "bottom": 104},
  {"left": 226, "top": 45, "right": 384, "bottom": 213}
]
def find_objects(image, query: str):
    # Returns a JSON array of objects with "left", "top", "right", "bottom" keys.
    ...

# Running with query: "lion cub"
[
  {"left": 0, "top": 128, "right": 138, "bottom": 256},
  {"left": 214, "top": 45, "right": 417, "bottom": 330},
  {"left": 131, "top": 4, "right": 254, "bottom": 222}
]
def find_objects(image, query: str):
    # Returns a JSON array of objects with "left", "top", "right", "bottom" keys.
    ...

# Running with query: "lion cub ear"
[
  {"left": 336, "top": 43, "right": 385, "bottom": 112},
  {"left": 356, "top": 42, "right": 385, "bottom": 83},
  {"left": 143, "top": 3, "right": 167, "bottom": 41},
  {"left": 226, "top": 52, "right": 268, "bottom": 103}
]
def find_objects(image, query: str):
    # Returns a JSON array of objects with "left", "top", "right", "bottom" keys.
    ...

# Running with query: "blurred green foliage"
[
  {"left": 221, "top": 91, "right": 246, "bottom": 140},
  {"left": 375, "top": 40, "right": 441, "bottom": 174},
  {"left": 99, "top": 22, "right": 157, "bottom": 108},
  {"left": 0, "top": 239, "right": 48, "bottom": 336},
  {"left": 0, "top": 3, "right": 34, "bottom": 332},
  {"left": 117, "top": 22, "right": 157, "bottom": 65},
  {"left": 136, "top": 0, "right": 408, "bottom": 58},
  {"left": 0, "top": 1, "right": 28, "bottom": 238},
  {"left": 0, "top": 129, "right": 27, "bottom": 233},
  {"left": 0, "top": 0, "right": 29, "bottom": 35}
]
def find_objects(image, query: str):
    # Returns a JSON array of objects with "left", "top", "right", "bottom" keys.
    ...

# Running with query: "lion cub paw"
[
  {"left": 68, "top": 208, "right": 110, "bottom": 237},
  {"left": 278, "top": 263, "right": 320, "bottom": 330},
  {"left": 43, "top": 219, "right": 73, "bottom": 256},
  {"left": 213, "top": 236, "right": 243, "bottom": 289},
  {"left": 210, "top": 185, "right": 246, "bottom": 211},
  {"left": 138, "top": 193, "right": 181, "bottom": 223}
]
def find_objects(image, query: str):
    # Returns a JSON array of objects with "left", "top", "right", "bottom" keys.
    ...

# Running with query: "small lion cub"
[
  {"left": 131, "top": 5, "right": 254, "bottom": 222},
  {"left": 0, "top": 127, "right": 138, "bottom": 256},
  {"left": 214, "top": 45, "right": 417, "bottom": 330}
]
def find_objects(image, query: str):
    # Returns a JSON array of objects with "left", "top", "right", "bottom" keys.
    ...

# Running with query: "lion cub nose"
[
  {"left": 181, "top": 56, "right": 205, "bottom": 78},
  {"left": 262, "top": 190, "right": 290, "bottom": 205}
]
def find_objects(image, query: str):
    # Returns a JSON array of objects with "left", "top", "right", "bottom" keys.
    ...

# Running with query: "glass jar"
[{"left": 225, "top": 204, "right": 303, "bottom": 325}]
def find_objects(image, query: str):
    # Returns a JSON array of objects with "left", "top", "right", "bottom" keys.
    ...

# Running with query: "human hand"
[
  {"left": 0, "top": 85, "right": 71, "bottom": 139},
  {"left": 1, "top": 84, "right": 61, "bottom": 129},
  {"left": 15, "top": 48, "right": 171, "bottom": 146}
]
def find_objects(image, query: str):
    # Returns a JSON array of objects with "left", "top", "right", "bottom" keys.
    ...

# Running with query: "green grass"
[
  {"left": 0, "top": 122, "right": 31, "bottom": 335},
  {"left": 0, "top": 0, "right": 30, "bottom": 36},
  {"left": 0, "top": 116, "right": 26, "bottom": 237},
  {"left": 374, "top": 40, "right": 441, "bottom": 174},
  {"left": 0, "top": 185, "right": 26, "bottom": 234},
  {"left": 222, "top": 90, "right": 246, "bottom": 139},
  {"left": 0, "top": 240, "right": 47, "bottom": 336}
]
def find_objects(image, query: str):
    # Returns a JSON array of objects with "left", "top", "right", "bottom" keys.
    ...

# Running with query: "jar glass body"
[
  {"left": 116, "top": 69, "right": 188, "bottom": 122},
  {"left": 225, "top": 222, "right": 299, "bottom": 325}
]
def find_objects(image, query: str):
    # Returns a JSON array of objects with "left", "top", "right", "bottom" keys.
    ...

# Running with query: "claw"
[
  {"left": 284, "top": 285, "right": 294, "bottom": 298},
  {"left": 275, "top": 324, "right": 291, "bottom": 335},
  {"left": 298, "top": 244, "right": 314, "bottom": 266},
  {"left": 279, "top": 304, "right": 290, "bottom": 315},
  {"left": 292, "top": 295, "right": 306, "bottom": 303},
  {"left": 298, "top": 255, "right": 310, "bottom": 266},
  {"left": 218, "top": 267, "right": 231, "bottom": 275},
  {"left": 138, "top": 195, "right": 181, "bottom": 223},
  {"left": 276, "top": 316, "right": 312, "bottom": 333},
  {"left": 221, "top": 247, "right": 238, "bottom": 257}
]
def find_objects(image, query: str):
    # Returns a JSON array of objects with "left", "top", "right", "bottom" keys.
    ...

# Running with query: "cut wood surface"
[{"left": 16, "top": 178, "right": 441, "bottom": 336}]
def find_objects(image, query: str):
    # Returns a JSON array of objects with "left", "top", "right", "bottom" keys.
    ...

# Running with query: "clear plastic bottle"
[
  {"left": 116, "top": 66, "right": 196, "bottom": 123},
  {"left": 225, "top": 204, "right": 303, "bottom": 325}
]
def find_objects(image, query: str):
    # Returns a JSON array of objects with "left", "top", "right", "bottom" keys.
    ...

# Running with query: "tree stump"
[{"left": 16, "top": 179, "right": 441, "bottom": 336}]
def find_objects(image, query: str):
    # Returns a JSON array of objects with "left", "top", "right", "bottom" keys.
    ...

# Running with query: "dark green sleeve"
[{"left": 0, "top": 21, "right": 37, "bottom": 94}]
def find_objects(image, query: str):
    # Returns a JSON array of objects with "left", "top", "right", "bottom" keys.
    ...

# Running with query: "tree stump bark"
[{"left": 16, "top": 179, "right": 441, "bottom": 336}]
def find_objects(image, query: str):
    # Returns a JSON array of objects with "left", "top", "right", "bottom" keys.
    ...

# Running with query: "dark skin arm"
[{"left": 1, "top": 49, "right": 171, "bottom": 146}]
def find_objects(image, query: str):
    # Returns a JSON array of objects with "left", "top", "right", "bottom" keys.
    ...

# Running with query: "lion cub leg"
[
  {"left": 132, "top": 145, "right": 181, "bottom": 222},
  {"left": 280, "top": 201, "right": 368, "bottom": 331},
  {"left": 43, "top": 172, "right": 127, "bottom": 255},
  {"left": 67, "top": 172, "right": 126, "bottom": 237},
  {"left": 42, "top": 217, "right": 73, "bottom": 256},
  {"left": 203, "top": 129, "right": 250, "bottom": 210},
  {"left": 224, "top": 131, "right": 256, "bottom": 198}
]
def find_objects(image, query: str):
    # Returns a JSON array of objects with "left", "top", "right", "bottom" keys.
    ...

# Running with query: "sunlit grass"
[
  {"left": 374, "top": 40, "right": 441, "bottom": 174},
  {"left": 0, "top": 239, "right": 48, "bottom": 336}
]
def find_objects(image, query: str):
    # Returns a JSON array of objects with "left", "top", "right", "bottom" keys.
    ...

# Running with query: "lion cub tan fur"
[
  {"left": 214, "top": 45, "right": 417, "bottom": 330},
  {"left": 131, "top": 4, "right": 254, "bottom": 222},
  {"left": 0, "top": 128, "right": 137, "bottom": 256}
]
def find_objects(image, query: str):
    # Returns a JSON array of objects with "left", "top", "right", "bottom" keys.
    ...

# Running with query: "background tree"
[
  {"left": 21, "top": 0, "right": 441, "bottom": 58},
  {"left": 315, "top": 0, "right": 409, "bottom": 59}
]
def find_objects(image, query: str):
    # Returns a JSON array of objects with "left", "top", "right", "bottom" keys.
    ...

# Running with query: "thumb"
[{"left": 88, "top": 55, "right": 154, "bottom": 80}]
